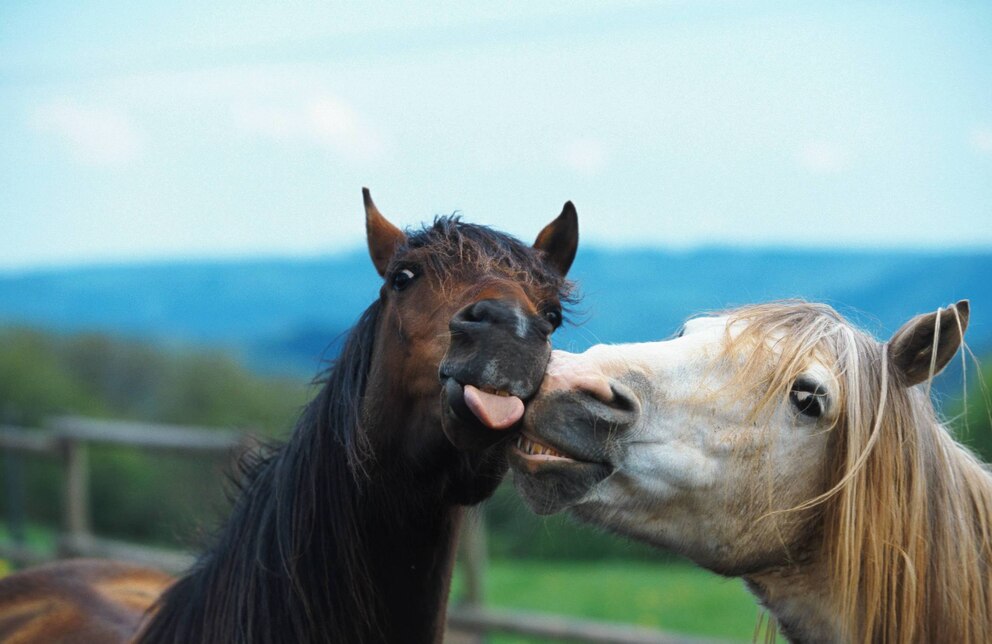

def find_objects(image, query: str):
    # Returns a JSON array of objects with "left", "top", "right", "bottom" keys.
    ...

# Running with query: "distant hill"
[{"left": 1, "top": 248, "right": 990, "bottom": 386}]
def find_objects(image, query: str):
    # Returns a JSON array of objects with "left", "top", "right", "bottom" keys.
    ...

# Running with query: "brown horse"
[{"left": 0, "top": 188, "right": 578, "bottom": 643}]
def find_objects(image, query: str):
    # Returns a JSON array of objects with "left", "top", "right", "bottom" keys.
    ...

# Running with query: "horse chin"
[
  {"left": 508, "top": 438, "right": 614, "bottom": 515},
  {"left": 440, "top": 377, "right": 520, "bottom": 451}
]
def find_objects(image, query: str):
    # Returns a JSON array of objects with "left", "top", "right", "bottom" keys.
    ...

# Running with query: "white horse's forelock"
[{"left": 719, "top": 301, "right": 990, "bottom": 643}]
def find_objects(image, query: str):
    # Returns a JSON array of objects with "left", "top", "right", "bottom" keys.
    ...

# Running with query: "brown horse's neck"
[
  {"left": 363, "top": 486, "right": 465, "bottom": 644},
  {"left": 139, "top": 302, "right": 469, "bottom": 644},
  {"left": 140, "top": 414, "right": 466, "bottom": 644}
]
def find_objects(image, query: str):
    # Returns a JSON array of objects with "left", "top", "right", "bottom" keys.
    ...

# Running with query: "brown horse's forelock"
[{"left": 399, "top": 216, "right": 577, "bottom": 310}]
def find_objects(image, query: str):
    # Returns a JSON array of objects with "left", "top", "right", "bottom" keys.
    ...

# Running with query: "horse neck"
[
  {"left": 909, "top": 419, "right": 992, "bottom": 641},
  {"left": 140, "top": 391, "right": 465, "bottom": 644},
  {"left": 747, "top": 409, "right": 992, "bottom": 644},
  {"left": 745, "top": 559, "right": 844, "bottom": 644}
]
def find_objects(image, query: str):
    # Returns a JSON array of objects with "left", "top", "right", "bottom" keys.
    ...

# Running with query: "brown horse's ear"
[
  {"left": 533, "top": 201, "right": 579, "bottom": 277},
  {"left": 363, "top": 188, "right": 406, "bottom": 277},
  {"left": 887, "top": 300, "right": 969, "bottom": 387}
]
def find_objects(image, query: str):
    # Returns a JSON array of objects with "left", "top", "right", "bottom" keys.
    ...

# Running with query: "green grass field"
[
  {"left": 452, "top": 559, "right": 767, "bottom": 642},
  {"left": 0, "top": 523, "right": 57, "bottom": 551}
]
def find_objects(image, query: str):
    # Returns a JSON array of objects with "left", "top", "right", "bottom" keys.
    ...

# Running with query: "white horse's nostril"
[
  {"left": 574, "top": 374, "right": 615, "bottom": 404},
  {"left": 543, "top": 369, "right": 613, "bottom": 402}
]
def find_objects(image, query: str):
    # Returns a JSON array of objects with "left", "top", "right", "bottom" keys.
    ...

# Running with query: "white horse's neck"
[{"left": 745, "top": 558, "right": 844, "bottom": 644}]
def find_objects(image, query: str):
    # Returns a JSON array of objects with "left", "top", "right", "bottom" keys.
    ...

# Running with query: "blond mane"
[{"left": 722, "top": 300, "right": 992, "bottom": 643}]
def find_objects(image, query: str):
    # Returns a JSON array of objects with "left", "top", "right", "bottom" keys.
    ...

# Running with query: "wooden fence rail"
[
  {"left": 0, "top": 418, "right": 245, "bottom": 571},
  {"left": 0, "top": 417, "right": 728, "bottom": 643}
]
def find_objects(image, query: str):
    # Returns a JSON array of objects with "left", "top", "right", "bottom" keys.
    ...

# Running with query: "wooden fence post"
[
  {"left": 59, "top": 437, "right": 90, "bottom": 556},
  {"left": 449, "top": 512, "right": 489, "bottom": 644},
  {"left": 1, "top": 408, "right": 27, "bottom": 554},
  {"left": 3, "top": 448, "right": 26, "bottom": 546},
  {"left": 461, "top": 512, "right": 487, "bottom": 608}
]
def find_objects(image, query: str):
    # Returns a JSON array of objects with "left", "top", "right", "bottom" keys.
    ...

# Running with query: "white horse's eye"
[{"left": 790, "top": 380, "right": 825, "bottom": 418}]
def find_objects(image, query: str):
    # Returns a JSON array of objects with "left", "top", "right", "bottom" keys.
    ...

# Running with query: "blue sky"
[{"left": 1, "top": 1, "right": 990, "bottom": 270}]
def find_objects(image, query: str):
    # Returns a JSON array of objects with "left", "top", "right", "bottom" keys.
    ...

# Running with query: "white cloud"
[
  {"left": 796, "top": 140, "right": 850, "bottom": 174},
  {"left": 562, "top": 138, "right": 608, "bottom": 176},
  {"left": 971, "top": 125, "right": 992, "bottom": 155},
  {"left": 232, "top": 96, "right": 386, "bottom": 162},
  {"left": 32, "top": 100, "right": 143, "bottom": 166}
]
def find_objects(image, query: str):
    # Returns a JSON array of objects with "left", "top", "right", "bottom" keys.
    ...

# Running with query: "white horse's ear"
[
  {"left": 533, "top": 201, "right": 579, "bottom": 277},
  {"left": 887, "top": 300, "right": 969, "bottom": 387},
  {"left": 363, "top": 188, "right": 406, "bottom": 277}
]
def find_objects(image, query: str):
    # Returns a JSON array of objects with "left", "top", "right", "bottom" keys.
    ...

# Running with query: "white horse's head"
[{"left": 511, "top": 300, "right": 971, "bottom": 580}]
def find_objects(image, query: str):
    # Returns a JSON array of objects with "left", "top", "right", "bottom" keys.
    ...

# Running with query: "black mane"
[{"left": 141, "top": 302, "right": 388, "bottom": 643}]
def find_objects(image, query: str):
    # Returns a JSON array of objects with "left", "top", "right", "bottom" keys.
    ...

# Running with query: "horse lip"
[
  {"left": 510, "top": 432, "right": 610, "bottom": 471},
  {"left": 438, "top": 366, "right": 538, "bottom": 401},
  {"left": 439, "top": 377, "right": 522, "bottom": 449},
  {"left": 509, "top": 449, "right": 613, "bottom": 477},
  {"left": 509, "top": 449, "right": 615, "bottom": 515},
  {"left": 442, "top": 377, "right": 475, "bottom": 425},
  {"left": 441, "top": 373, "right": 533, "bottom": 409}
]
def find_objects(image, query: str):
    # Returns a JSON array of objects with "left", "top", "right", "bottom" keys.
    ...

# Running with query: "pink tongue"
[{"left": 463, "top": 385, "right": 524, "bottom": 430}]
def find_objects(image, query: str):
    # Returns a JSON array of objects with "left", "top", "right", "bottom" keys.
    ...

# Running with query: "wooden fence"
[{"left": 0, "top": 416, "right": 728, "bottom": 644}]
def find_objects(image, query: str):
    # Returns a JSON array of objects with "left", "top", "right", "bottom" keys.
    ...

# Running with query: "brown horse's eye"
[
  {"left": 544, "top": 308, "right": 563, "bottom": 329},
  {"left": 391, "top": 268, "right": 416, "bottom": 291}
]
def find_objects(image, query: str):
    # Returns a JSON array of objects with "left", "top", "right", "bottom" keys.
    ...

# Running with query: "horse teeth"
[
  {"left": 515, "top": 435, "right": 565, "bottom": 458},
  {"left": 481, "top": 386, "right": 510, "bottom": 397}
]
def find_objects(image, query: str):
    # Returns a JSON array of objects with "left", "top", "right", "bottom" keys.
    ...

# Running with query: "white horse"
[{"left": 511, "top": 300, "right": 990, "bottom": 643}]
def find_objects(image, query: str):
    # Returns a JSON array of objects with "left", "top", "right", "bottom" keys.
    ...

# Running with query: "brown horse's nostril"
[{"left": 451, "top": 299, "right": 520, "bottom": 330}]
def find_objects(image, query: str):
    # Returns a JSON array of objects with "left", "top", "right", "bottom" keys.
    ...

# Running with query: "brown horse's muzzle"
[{"left": 439, "top": 298, "right": 553, "bottom": 450}]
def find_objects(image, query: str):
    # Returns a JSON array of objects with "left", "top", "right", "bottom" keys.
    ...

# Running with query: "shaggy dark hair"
[
  {"left": 140, "top": 301, "right": 385, "bottom": 643},
  {"left": 396, "top": 216, "right": 577, "bottom": 312}
]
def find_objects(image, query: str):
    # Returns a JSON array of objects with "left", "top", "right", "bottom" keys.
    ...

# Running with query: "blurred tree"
[
  {"left": 0, "top": 328, "right": 105, "bottom": 425},
  {"left": 951, "top": 356, "right": 992, "bottom": 462},
  {"left": 0, "top": 326, "right": 307, "bottom": 547}
]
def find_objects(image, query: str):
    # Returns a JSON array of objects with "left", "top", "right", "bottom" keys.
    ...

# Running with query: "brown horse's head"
[{"left": 360, "top": 189, "right": 577, "bottom": 501}]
